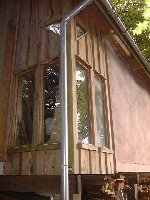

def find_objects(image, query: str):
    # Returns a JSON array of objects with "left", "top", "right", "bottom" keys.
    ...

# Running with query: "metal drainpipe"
[{"left": 60, "top": 0, "right": 93, "bottom": 199}]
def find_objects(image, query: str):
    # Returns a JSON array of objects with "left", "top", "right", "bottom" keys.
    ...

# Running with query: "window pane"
[
  {"left": 16, "top": 72, "right": 35, "bottom": 146},
  {"left": 76, "top": 24, "right": 86, "bottom": 38},
  {"left": 76, "top": 64, "right": 89, "bottom": 143},
  {"left": 44, "top": 63, "right": 60, "bottom": 143},
  {"left": 95, "top": 77, "right": 106, "bottom": 147}
]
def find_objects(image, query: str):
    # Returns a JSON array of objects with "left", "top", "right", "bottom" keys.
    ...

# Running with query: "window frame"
[
  {"left": 10, "top": 59, "right": 62, "bottom": 151},
  {"left": 11, "top": 68, "right": 36, "bottom": 148},
  {"left": 75, "top": 59, "right": 94, "bottom": 144},
  {"left": 94, "top": 73, "right": 108, "bottom": 147},
  {"left": 75, "top": 59, "right": 109, "bottom": 148}
]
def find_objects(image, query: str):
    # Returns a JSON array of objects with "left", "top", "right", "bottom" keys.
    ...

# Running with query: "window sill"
[
  {"left": 77, "top": 142, "right": 114, "bottom": 154},
  {"left": 77, "top": 142, "right": 98, "bottom": 151},
  {"left": 8, "top": 145, "right": 31, "bottom": 153},
  {"left": 35, "top": 143, "right": 61, "bottom": 151},
  {"left": 8, "top": 143, "right": 61, "bottom": 153},
  {"left": 98, "top": 147, "right": 114, "bottom": 154}
]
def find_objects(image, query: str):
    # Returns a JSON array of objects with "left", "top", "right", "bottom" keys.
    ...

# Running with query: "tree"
[
  {"left": 133, "top": 0, "right": 150, "bottom": 37},
  {"left": 110, "top": 0, "right": 150, "bottom": 62}
]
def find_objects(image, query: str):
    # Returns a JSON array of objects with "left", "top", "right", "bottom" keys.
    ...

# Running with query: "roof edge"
[{"left": 94, "top": 0, "right": 150, "bottom": 78}]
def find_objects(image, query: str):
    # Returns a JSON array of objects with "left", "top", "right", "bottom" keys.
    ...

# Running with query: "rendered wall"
[{"left": 107, "top": 42, "right": 150, "bottom": 172}]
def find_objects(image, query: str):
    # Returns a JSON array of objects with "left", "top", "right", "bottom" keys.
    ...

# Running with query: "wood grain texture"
[
  {"left": 21, "top": 152, "right": 32, "bottom": 175},
  {"left": 0, "top": 23, "right": 16, "bottom": 160},
  {"left": 79, "top": 149, "right": 90, "bottom": 174},
  {"left": 46, "top": 149, "right": 61, "bottom": 175},
  {"left": 12, "top": 153, "right": 21, "bottom": 175},
  {"left": 27, "top": 0, "right": 38, "bottom": 67},
  {"left": 15, "top": 0, "right": 31, "bottom": 70}
]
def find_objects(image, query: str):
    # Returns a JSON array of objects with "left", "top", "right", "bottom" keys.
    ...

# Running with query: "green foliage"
[
  {"left": 110, "top": 0, "right": 150, "bottom": 62},
  {"left": 76, "top": 67, "right": 89, "bottom": 142},
  {"left": 133, "top": 0, "right": 150, "bottom": 38}
]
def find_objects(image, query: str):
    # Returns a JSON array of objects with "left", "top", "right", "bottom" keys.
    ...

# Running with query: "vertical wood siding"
[
  {"left": 76, "top": 7, "right": 114, "bottom": 174},
  {"left": 2, "top": 0, "right": 69, "bottom": 175},
  {"left": 2, "top": 0, "right": 114, "bottom": 175}
]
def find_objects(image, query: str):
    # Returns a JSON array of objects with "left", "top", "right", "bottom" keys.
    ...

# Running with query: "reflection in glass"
[
  {"left": 44, "top": 63, "right": 60, "bottom": 143},
  {"left": 76, "top": 64, "right": 89, "bottom": 143},
  {"left": 16, "top": 72, "right": 35, "bottom": 146},
  {"left": 95, "top": 77, "right": 106, "bottom": 147}
]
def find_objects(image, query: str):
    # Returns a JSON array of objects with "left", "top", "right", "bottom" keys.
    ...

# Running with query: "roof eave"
[{"left": 94, "top": 0, "right": 150, "bottom": 78}]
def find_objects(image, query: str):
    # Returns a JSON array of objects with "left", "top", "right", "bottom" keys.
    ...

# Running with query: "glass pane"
[
  {"left": 95, "top": 77, "right": 106, "bottom": 147},
  {"left": 76, "top": 24, "right": 86, "bottom": 38},
  {"left": 16, "top": 72, "right": 35, "bottom": 146},
  {"left": 44, "top": 63, "right": 60, "bottom": 143},
  {"left": 76, "top": 64, "right": 89, "bottom": 143}
]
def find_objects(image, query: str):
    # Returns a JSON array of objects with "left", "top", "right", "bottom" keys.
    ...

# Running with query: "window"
[
  {"left": 76, "top": 23, "right": 86, "bottom": 38},
  {"left": 94, "top": 77, "right": 106, "bottom": 147},
  {"left": 43, "top": 63, "right": 60, "bottom": 144},
  {"left": 16, "top": 71, "right": 35, "bottom": 146},
  {"left": 76, "top": 63, "right": 89, "bottom": 143}
]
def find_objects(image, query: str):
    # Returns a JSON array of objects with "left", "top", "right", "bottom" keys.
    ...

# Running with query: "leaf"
[
  {"left": 133, "top": 21, "right": 149, "bottom": 35},
  {"left": 143, "top": 7, "right": 150, "bottom": 19},
  {"left": 145, "top": 0, "right": 150, "bottom": 7}
]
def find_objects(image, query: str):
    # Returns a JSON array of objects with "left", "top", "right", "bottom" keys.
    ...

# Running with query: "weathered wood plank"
[
  {"left": 33, "top": 151, "right": 45, "bottom": 175},
  {"left": 0, "top": 0, "right": 14, "bottom": 160},
  {"left": 51, "top": 0, "right": 62, "bottom": 19},
  {"left": 0, "top": 175, "right": 82, "bottom": 193},
  {"left": 15, "top": 0, "right": 31, "bottom": 70},
  {"left": 39, "top": 28, "right": 47, "bottom": 63},
  {"left": 21, "top": 152, "right": 31, "bottom": 175},
  {"left": 38, "top": 0, "right": 52, "bottom": 25},
  {"left": 95, "top": 151, "right": 100, "bottom": 174},
  {"left": 0, "top": 175, "right": 61, "bottom": 193},
  {"left": 91, "top": 22, "right": 99, "bottom": 73},
  {"left": 67, "top": 20, "right": 80, "bottom": 174},
  {"left": 3, "top": 155, "right": 12, "bottom": 175},
  {"left": 0, "top": 23, "right": 16, "bottom": 160},
  {"left": 85, "top": 33, "right": 93, "bottom": 66},
  {"left": 77, "top": 36, "right": 86, "bottom": 62},
  {"left": 32, "top": 66, "right": 44, "bottom": 146},
  {"left": 89, "top": 150, "right": 97, "bottom": 174},
  {"left": 27, "top": 0, "right": 38, "bottom": 67},
  {"left": 46, "top": 149, "right": 61, "bottom": 175},
  {"left": 79, "top": 149, "right": 90, "bottom": 174},
  {"left": 99, "top": 152, "right": 107, "bottom": 174},
  {"left": 100, "top": 37, "right": 107, "bottom": 78},
  {"left": 12, "top": 153, "right": 21, "bottom": 175}
]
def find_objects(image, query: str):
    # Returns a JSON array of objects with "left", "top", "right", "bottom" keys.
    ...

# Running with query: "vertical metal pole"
[
  {"left": 60, "top": 20, "right": 69, "bottom": 200},
  {"left": 60, "top": 1, "right": 93, "bottom": 200}
]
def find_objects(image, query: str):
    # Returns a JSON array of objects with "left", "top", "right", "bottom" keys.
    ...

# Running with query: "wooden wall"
[
  {"left": 73, "top": 6, "right": 114, "bottom": 174},
  {"left": 1, "top": 0, "right": 115, "bottom": 175},
  {"left": 5, "top": 148, "right": 61, "bottom": 175},
  {"left": 0, "top": 0, "right": 70, "bottom": 175}
]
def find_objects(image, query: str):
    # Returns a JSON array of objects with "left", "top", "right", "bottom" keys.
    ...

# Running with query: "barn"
[{"left": 0, "top": 0, "right": 150, "bottom": 199}]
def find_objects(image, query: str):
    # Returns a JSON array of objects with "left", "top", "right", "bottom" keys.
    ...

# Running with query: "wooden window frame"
[
  {"left": 75, "top": 18, "right": 88, "bottom": 40},
  {"left": 76, "top": 59, "right": 93, "bottom": 144},
  {"left": 75, "top": 59, "right": 110, "bottom": 148},
  {"left": 94, "top": 73, "right": 109, "bottom": 148},
  {"left": 9, "top": 59, "right": 62, "bottom": 153},
  {"left": 11, "top": 67, "right": 36, "bottom": 149}
]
